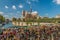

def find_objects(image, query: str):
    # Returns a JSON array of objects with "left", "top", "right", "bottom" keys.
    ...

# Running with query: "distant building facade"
[{"left": 22, "top": 10, "right": 38, "bottom": 21}]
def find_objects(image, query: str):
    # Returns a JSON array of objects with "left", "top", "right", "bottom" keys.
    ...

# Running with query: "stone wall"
[{"left": 12, "top": 22, "right": 57, "bottom": 26}]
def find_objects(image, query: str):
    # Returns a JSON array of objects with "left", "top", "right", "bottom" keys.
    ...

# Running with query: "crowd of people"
[{"left": 0, "top": 25, "right": 60, "bottom": 40}]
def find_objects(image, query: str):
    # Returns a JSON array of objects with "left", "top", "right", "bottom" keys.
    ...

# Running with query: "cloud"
[
  {"left": 26, "top": 0, "right": 38, "bottom": 5},
  {"left": 19, "top": 4, "right": 23, "bottom": 8},
  {"left": 53, "top": 0, "right": 60, "bottom": 4},
  {"left": 4, "top": 15, "right": 9, "bottom": 18},
  {"left": 31, "top": 0, "right": 39, "bottom": 2},
  {"left": 4, "top": 15, "right": 10, "bottom": 19},
  {"left": 0, "top": 12, "right": 4, "bottom": 14},
  {"left": 12, "top": 5, "right": 16, "bottom": 9},
  {"left": 4, "top": 15, "right": 8, "bottom": 17},
  {"left": 27, "top": 1, "right": 31, "bottom": 4},
  {"left": 27, "top": 0, "right": 39, "bottom": 2},
  {"left": 32, "top": 11, "right": 38, "bottom": 13},
  {"left": 31, "top": 11, "right": 38, "bottom": 15},
  {"left": 5, "top": 5, "right": 8, "bottom": 9}
]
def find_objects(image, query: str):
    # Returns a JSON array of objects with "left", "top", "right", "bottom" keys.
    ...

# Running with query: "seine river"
[
  {"left": 0, "top": 22, "right": 14, "bottom": 29},
  {"left": 1, "top": 22, "right": 27, "bottom": 29}
]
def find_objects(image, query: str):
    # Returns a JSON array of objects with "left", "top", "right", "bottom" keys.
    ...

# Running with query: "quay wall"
[{"left": 12, "top": 22, "right": 58, "bottom": 26}]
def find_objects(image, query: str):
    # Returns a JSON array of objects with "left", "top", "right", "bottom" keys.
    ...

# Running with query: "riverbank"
[{"left": 12, "top": 22, "right": 60, "bottom": 26}]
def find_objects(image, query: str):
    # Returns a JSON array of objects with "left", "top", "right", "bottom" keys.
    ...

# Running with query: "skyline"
[{"left": 0, "top": 0, "right": 60, "bottom": 18}]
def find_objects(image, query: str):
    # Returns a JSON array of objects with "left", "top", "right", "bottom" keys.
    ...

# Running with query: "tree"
[
  {"left": 17, "top": 18, "right": 21, "bottom": 26},
  {"left": 17, "top": 18, "right": 21, "bottom": 22},
  {"left": 0, "top": 15, "right": 5, "bottom": 23},
  {"left": 12, "top": 17, "right": 17, "bottom": 25},
  {"left": 12, "top": 17, "right": 17, "bottom": 22}
]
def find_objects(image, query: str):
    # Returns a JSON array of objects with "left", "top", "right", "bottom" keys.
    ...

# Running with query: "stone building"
[{"left": 22, "top": 10, "right": 38, "bottom": 21}]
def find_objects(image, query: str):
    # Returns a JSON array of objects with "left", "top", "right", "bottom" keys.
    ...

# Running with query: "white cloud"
[
  {"left": 4, "top": 15, "right": 10, "bottom": 19},
  {"left": 26, "top": 0, "right": 38, "bottom": 5},
  {"left": 19, "top": 4, "right": 23, "bottom": 8},
  {"left": 4, "top": 15, "right": 9, "bottom": 18},
  {"left": 31, "top": 11, "right": 38, "bottom": 15},
  {"left": 0, "top": 12, "right": 4, "bottom": 14},
  {"left": 4, "top": 15, "right": 8, "bottom": 17},
  {"left": 32, "top": 0, "right": 39, "bottom": 2},
  {"left": 53, "top": 0, "right": 60, "bottom": 4},
  {"left": 5, "top": 5, "right": 8, "bottom": 9},
  {"left": 12, "top": 5, "right": 16, "bottom": 9},
  {"left": 32, "top": 11, "right": 38, "bottom": 13},
  {"left": 27, "top": 1, "right": 31, "bottom": 4}
]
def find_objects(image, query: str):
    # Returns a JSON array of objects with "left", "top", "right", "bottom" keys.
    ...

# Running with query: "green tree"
[
  {"left": 12, "top": 17, "right": 17, "bottom": 22},
  {"left": 12, "top": 17, "right": 17, "bottom": 25},
  {"left": 17, "top": 18, "right": 21, "bottom": 26},
  {"left": 0, "top": 15, "right": 5, "bottom": 23}
]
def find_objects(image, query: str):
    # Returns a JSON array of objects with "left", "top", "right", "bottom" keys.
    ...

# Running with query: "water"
[
  {"left": 0, "top": 22, "right": 14, "bottom": 34},
  {"left": 2, "top": 22, "right": 14, "bottom": 29},
  {"left": 1, "top": 22, "right": 28, "bottom": 29}
]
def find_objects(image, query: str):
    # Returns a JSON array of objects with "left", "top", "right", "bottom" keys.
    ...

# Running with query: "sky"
[{"left": 0, "top": 0, "right": 60, "bottom": 19}]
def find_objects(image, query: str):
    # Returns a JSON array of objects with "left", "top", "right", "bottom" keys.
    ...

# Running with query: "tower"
[
  {"left": 22, "top": 10, "right": 25, "bottom": 17},
  {"left": 30, "top": 5, "right": 32, "bottom": 14}
]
